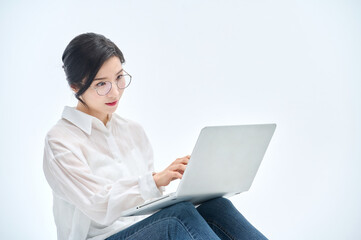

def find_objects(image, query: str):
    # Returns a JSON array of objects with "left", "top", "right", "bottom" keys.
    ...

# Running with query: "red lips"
[{"left": 105, "top": 101, "right": 117, "bottom": 106}]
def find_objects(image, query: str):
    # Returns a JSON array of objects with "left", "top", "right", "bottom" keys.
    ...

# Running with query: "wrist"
[{"left": 152, "top": 172, "right": 159, "bottom": 188}]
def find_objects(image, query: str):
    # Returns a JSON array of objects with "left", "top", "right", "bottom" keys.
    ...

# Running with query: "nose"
[{"left": 107, "top": 81, "right": 120, "bottom": 97}]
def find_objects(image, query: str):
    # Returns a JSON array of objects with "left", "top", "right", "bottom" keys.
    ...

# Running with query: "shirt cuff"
[{"left": 138, "top": 172, "right": 163, "bottom": 200}]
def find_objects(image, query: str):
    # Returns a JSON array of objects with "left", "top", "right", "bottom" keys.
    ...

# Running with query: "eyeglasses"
[{"left": 92, "top": 70, "right": 132, "bottom": 96}]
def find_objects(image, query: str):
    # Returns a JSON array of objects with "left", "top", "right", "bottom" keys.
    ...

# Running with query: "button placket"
[{"left": 106, "top": 132, "right": 122, "bottom": 161}]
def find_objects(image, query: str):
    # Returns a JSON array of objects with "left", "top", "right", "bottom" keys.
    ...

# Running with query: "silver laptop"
[{"left": 120, "top": 124, "right": 276, "bottom": 217}]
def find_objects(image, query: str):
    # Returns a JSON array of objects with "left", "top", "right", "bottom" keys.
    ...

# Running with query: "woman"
[{"left": 43, "top": 32, "right": 268, "bottom": 240}]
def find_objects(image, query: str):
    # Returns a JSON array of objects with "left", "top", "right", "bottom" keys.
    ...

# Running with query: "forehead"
[{"left": 95, "top": 56, "right": 123, "bottom": 78}]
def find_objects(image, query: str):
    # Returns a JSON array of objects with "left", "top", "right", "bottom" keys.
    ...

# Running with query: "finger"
[
  {"left": 181, "top": 155, "right": 191, "bottom": 160},
  {"left": 169, "top": 158, "right": 182, "bottom": 167},
  {"left": 177, "top": 164, "right": 187, "bottom": 172},
  {"left": 181, "top": 157, "right": 189, "bottom": 165},
  {"left": 169, "top": 163, "right": 188, "bottom": 172},
  {"left": 175, "top": 157, "right": 189, "bottom": 165},
  {"left": 168, "top": 160, "right": 181, "bottom": 169},
  {"left": 171, "top": 171, "right": 183, "bottom": 180},
  {"left": 171, "top": 164, "right": 187, "bottom": 173}
]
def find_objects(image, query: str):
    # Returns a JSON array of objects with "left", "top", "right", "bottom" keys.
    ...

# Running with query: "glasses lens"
[
  {"left": 117, "top": 74, "right": 131, "bottom": 89},
  {"left": 97, "top": 82, "right": 112, "bottom": 96}
]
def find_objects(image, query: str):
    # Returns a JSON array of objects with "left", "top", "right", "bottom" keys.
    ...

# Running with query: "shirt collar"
[{"left": 62, "top": 106, "right": 113, "bottom": 135}]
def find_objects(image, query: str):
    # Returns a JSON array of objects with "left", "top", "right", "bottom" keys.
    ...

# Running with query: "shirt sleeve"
[
  {"left": 43, "top": 135, "right": 162, "bottom": 226},
  {"left": 132, "top": 122, "right": 166, "bottom": 194}
]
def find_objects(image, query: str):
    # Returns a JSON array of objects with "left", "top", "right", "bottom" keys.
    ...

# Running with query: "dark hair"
[{"left": 62, "top": 33, "right": 125, "bottom": 107}]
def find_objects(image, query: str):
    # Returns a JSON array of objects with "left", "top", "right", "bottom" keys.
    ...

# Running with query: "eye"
[
  {"left": 116, "top": 75, "right": 123, "bottom": 80},
  {"left": 96, "top": 82, "right": 106, "bottom": 87}
]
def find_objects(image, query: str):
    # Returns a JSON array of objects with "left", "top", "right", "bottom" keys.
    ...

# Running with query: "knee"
[
  {"left": 197, "top": 197, "right": 236, "bottom": 214},
  {"left": 167, "top": 201, "right": 194, "bottom": 211},
  {"left": 164, "top": 201, "right": 198, "bottom": 218},
  {"left": 204, "top": 197, "right": 233, "bottom": 208}
]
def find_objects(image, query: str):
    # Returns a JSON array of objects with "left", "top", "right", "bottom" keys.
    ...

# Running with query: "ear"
[{"left": 70, "top": 84, "right": 79, "bottom": 93}]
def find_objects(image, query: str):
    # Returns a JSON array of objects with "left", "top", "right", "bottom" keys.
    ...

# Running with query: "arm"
[{"left": 43, "top": 137, "right": 162, "bottom": 226}]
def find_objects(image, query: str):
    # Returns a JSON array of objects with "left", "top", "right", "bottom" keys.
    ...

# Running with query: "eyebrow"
[{"left": 94, "top": 69, "right": 123, "bottom": 81}]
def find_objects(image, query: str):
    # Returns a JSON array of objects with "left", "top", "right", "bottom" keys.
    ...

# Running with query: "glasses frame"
[{"left": 92, "top": 70, "right": 132, "bottom": 96}]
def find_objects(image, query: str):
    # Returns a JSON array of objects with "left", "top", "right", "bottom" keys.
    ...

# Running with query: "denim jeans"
[{"left": 106, "top": 197, "right": 268, "bottom": 240}]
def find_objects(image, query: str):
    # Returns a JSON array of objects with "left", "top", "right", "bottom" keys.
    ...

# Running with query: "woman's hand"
[{"left": 153, "top": 155, "right": 190, "bottom": 188}]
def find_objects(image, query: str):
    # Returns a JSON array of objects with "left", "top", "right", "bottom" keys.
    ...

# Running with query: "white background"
[{"left": 0, "top": 0, "right": 360, "bottom": 239}]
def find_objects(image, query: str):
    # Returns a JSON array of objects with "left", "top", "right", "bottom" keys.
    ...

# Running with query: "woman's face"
[{"left": 76, "top": 56, "right": 125, "bottom": 123}]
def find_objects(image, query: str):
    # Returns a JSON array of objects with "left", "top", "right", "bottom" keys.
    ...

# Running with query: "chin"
[{"left": 109, "top": 106, "right": 119, "bottom": 113}]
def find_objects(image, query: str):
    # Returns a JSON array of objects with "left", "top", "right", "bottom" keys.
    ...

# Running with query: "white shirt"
[{"left": 43, "top": 106, "right": 163, "bottom": 240}]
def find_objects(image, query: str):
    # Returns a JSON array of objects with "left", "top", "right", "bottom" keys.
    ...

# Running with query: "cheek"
[{"left": 82, "top": 90, "right": 100, "bottom": 104}]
